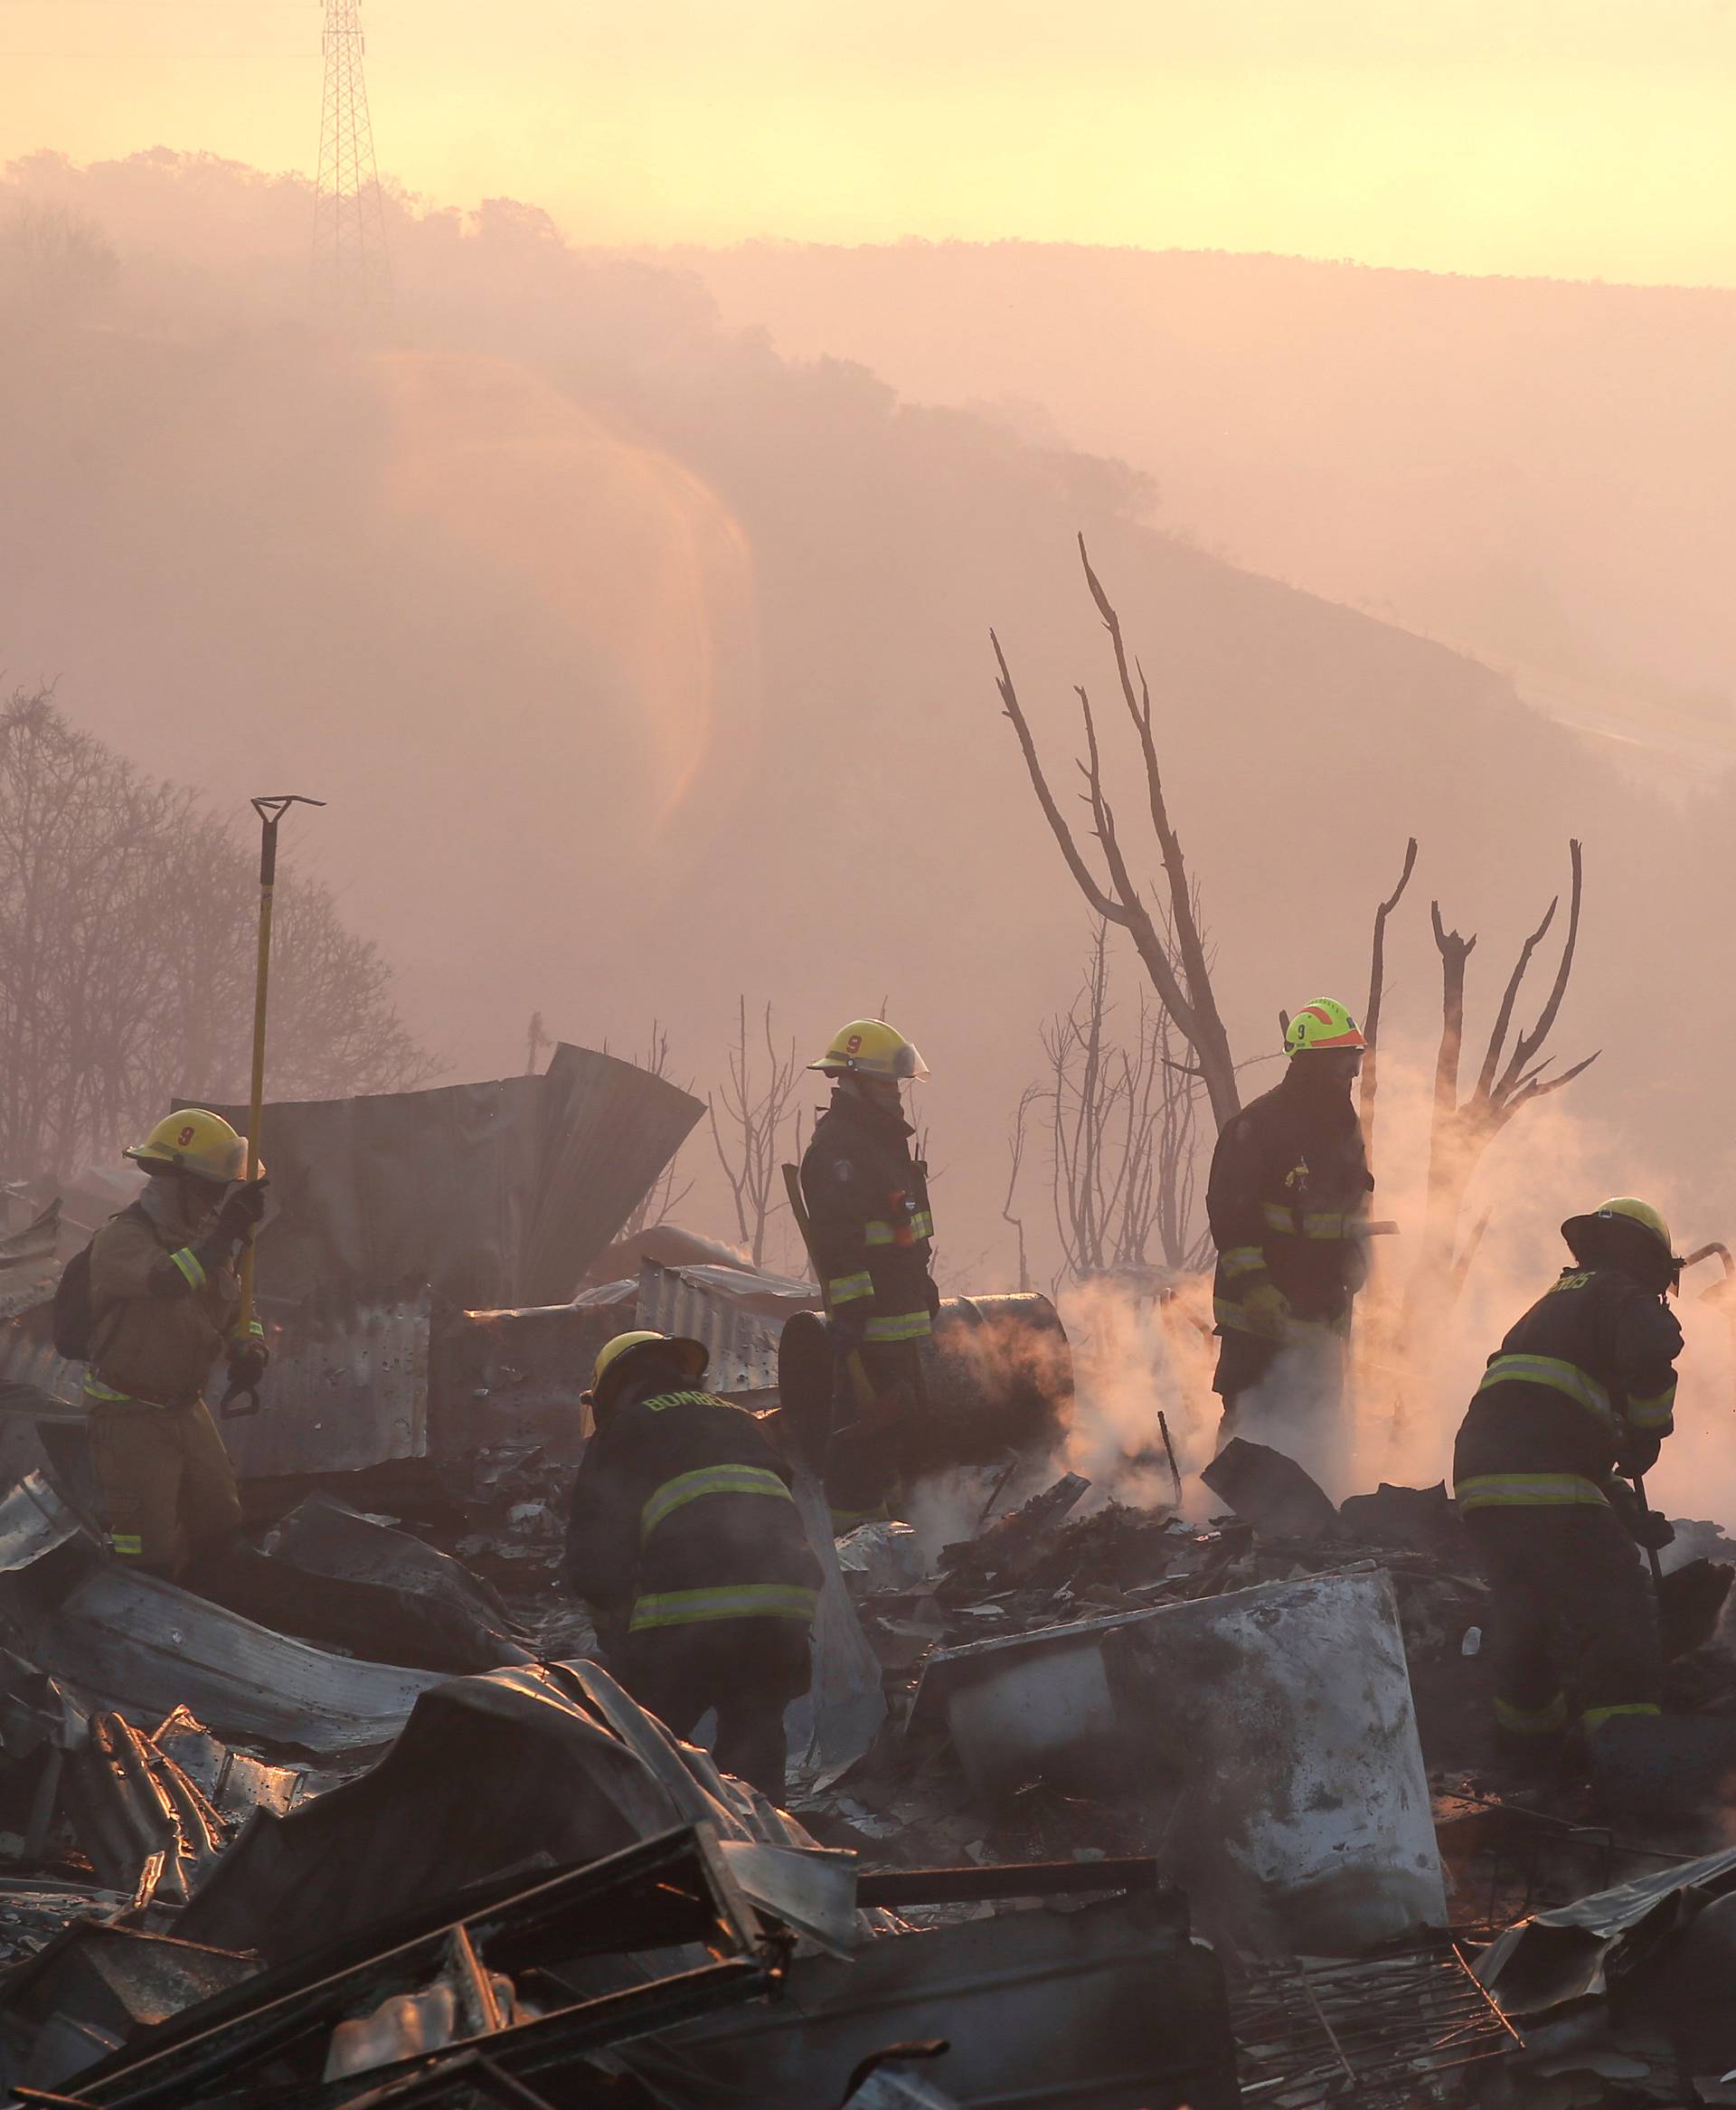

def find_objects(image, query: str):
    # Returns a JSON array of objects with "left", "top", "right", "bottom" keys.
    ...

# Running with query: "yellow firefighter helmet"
[
  {"left": 124, "top": 1110, "right": 250, "bottom": 1185},
  {"left": 1284, "top": 998, "right": 1368, "bottom": 1057},
  {"left": 585, "top": 1329, "right": 708, "bottom": 1407},
  {"left": 808, "top": 1019, "right": 929, "bottom": 1082},
  {"left": 1562, "top": 1197, "right": 1676, "bottom": 1264}
]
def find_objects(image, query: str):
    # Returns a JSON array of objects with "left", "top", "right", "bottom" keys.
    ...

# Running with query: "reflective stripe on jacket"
[
  {"left": 86, "top": 1207, "right": 240, "bottom": 1410},
  {"left": 1206, "top": 1070, "right": 1372, "bottom": 1338},
  {"left": 1453, "top": 1266, "right": 1683, "bottom": 1504},
  {"left": 629, "top": 1582, "right": 818, "bottom": 1632},
  {"left": 564, "top": 1386, "right": 821, "bottom": 1633},
  {"left": 800, "top": 1091, "right": 936, "bottom": 1343}
]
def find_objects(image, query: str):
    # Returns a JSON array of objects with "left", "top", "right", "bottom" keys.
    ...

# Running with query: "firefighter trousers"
[
  {"left": 1464, "top": 1502, "right": 1659, "bottom": 1737},
  {"left": 617, "top": 1616, "right": 813, "bottom": 1801},
  {"left": 87, "top": 1395, "right": 243, "bottom": 1575},
  {"left": 825, "top": 1339, "right": 919, "bottom": 1530}
]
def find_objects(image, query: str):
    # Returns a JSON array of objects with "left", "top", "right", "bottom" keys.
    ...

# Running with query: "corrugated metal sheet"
[
  {"left": 0, "top": 1324, "right": 86, "bottom": 1508},
  {"left": 0, "top": 1324, "right": 80, "bottom": 1412},
  {"left": 203, "top": 1043, "right": 703, "bottom": 1314},
  {"left": 0, "top": 1471, "right": 80, "bottom": 1572},
  {"left": 520, "top": 1046, "right": 706, "bottom": 1304},
  {"left": 220, "top": 1296, "right": 431, "bottom": 1481},
  {"left": 0, "top": 1202, "right": 61, "bottom": 1321},
  {"left": 1, "top": 1560, "right": 439, "bottom": 1754},
  {"left": 0, "top": 1300, "right": 432, "bottom": 1486},
  {"left": 635, "top": 1262, "right": 820, "bottom": 1395}
]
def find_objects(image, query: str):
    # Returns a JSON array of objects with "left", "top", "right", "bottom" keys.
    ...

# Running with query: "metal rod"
[
  {"left": 235, "top": 794, "right": 325, "bottom": 1341},
  {"left": 857, "top": 1856, "right": 1162, "bottom": 1908},
  {"left": 1632, "top": 1469, "right": 1667, "bottom": 1593},
  {"left": 1156, "top": 1408, "right": 1184, "bottom": 1507}
]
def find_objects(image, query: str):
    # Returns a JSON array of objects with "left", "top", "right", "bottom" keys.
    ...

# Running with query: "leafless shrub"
[
  {"left": 707, "top": 998, "right": 803, "bottom": 1267},
  {"left": 1030, "top": 921, "right": 1208, "bottom": 1282}
]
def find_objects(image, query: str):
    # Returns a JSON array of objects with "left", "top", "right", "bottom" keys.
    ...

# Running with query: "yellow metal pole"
[{"left": 236, "top": 796, "right": 325, "bottom": 1338}]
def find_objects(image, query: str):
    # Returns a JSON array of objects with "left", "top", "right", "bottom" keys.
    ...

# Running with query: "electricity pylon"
[{"left": 312, "top": 0, "right": 391, "bottom": 317}]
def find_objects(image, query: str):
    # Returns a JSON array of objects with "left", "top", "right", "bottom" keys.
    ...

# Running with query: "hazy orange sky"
[{"left": 3, "top": 0, "right": 1734, "bottom": 282}]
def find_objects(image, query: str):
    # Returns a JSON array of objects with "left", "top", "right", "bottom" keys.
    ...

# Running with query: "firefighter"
[
  {"left": 76, "top": 1112, "right": 523, "bottom": 1672},
  {"left": 564, "top": 1330, "right": 821, "bottom": 1799},
  {"left": 799, "top": 1019, "right": 937, "bottom": 1532},
  {"left": 1206, "top": 998, "right": 1373, "bottom": 1461},
  {"left": 83, "top": 1110, "right": 269, "bottom": 1575},
  {"left": 1453, "top": 1198, "right": 1684, "bottom": 1764}
]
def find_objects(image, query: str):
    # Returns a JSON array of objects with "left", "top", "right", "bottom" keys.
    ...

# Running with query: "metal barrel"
[{"left": 778, "top": 1292, "right": 1071, "bottom": 1474}]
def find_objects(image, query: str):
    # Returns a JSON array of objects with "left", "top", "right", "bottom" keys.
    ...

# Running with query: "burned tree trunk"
[
  {"left": 991, "top": 538, "right": 1241, "bottom": 1130},
  {"left": 1359, "top": 836, "right": 1418, "bottom": 1175},
  {"left": 1408, "top": 840, "right": 1597, "bottom": 1318}
]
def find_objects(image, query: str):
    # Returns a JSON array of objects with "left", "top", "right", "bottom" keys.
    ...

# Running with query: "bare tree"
[
  {"left": 1003, "top": 1083, "right": 1039, "bottom": 1296},
  {"left": 992, "top": 536, "right": 1241, "bottom": 1129},
  {"left": 1359, "top": 836, "right": 1420, "bottom": 1173},
  {"left": 707, "top": 998, "right": 803, "bottom": 1267},
  {"left": 618, "top": 1021, "right": 694, "bottom": 1239},
  {"left": 524, "top": 1011, "right": 551, "bottom": 1074},
  {"left": 1150, "top": 1003, "right": 1207, "bottom": 1272},
  {"left": 1410, "top": 840, "right": 1596, "bottom": 1308},
  {"left": 0, "top": 687, "right": 435, "bottom": 1179},
  {"left": 1038, "top": 923, "right": 1207, "bottom": 1280}
]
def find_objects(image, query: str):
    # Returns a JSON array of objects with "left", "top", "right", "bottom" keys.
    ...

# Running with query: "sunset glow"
[{"left": 4, "top": 0, "right": 1734, "bottom": 282}]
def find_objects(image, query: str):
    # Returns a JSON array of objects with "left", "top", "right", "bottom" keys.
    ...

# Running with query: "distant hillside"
[
  {"left": 4, "top": 157, "right": 1734, "bottom": 1282},
  {"left": 665, "top": 240, "right": 1736, "bottom": 744}
]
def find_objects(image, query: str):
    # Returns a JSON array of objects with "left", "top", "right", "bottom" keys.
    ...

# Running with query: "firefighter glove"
[
  {"left": 216, "top": 1179, "right": 269, "bottom": 1243},
  {"left": 1634, "top": 1509, "right": 1676, "bottom": 1552},
  {"left": 1616, "top": 1433, "right": 1663, "bottom": 1478},
  {"left": 227, "top": 1339, "right": 270, "bottom": 1390},
  {"left": 1240, "top": 1275, "right": 1292, "bottom": 1340}
]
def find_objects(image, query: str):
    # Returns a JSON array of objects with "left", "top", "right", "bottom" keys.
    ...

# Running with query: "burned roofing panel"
[
  {"left": 217, "top": 1296, "right": 431, "bottom": 1481},
  {"left": 202, "top": 1044, "right": 703, "bottom": 1315},
  {"left": 521, "top": 1045, "right": 705, "bottom": 1306}
]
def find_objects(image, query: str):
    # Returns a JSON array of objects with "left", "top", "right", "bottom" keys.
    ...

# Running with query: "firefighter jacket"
[
  {"left": 564, "top": 1388, "right": 822, "bottom": 1634},
  {"left": 85, "top": 1205, "right": 241, "bottom": 1412},
  {"left": 1453, "top": 1268, "right": 1682, "bottom": 1514},
  {"left": 800, "top": 1092, "right": 936, "bottom": 1346},
  {"left": 1206, "top": 1070, "right": 1373, "bottom": 1339}
]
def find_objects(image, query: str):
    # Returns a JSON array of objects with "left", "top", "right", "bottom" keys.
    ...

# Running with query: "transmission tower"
[{"left": 312, "top": 0, "right": 391, "bottom": 316}]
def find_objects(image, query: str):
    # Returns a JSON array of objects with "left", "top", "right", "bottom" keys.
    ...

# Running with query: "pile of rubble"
[
  {"left": 3, "top": 1056, "right": 1736, "bottom": 2104},
  {"left": 804, "top": 1442, "right": 1736, "bottom": 2106},
  {"left": 0, "top": 1451, "right": 1244, "bottom": 2108},
  {"left": 0, "top": 1418, "right": 1729, "bottom": 2106}
]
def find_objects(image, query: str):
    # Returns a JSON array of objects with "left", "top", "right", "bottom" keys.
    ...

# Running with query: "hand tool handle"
[
  {"left": 236, "top": 796, "right": 326, "bottom": 1347},
  {"left": 1631, "top": 1471, "right": 1667, "bottom": 1590}
]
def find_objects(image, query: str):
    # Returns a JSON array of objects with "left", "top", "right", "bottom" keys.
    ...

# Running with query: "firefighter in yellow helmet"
[
  {"left": 563, "top": 1330, "right": 820, "bottom": 1798},
  {"left": 61, "top": 1112, "right": 530, "bottom": 1672},
  {"left": 1205, "top": 999, "right": 1373, "bottom": 1475},
  {"left": 80, "top": 1111, "right": 269, "bottom": 1575},
  {"left": 798, "top": 1020, "right": 937, "bottom": 1532},
  {"left": 1453, "top": 1198, "right": 1684, "bottom": 1769}
]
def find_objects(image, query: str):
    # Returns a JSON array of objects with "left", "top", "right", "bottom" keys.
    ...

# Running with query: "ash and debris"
[{"left": 0, "top": 1298, "right": 1730, "bottom": 2103}]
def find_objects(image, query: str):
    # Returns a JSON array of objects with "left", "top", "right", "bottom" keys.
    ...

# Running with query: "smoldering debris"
[
  {"left": 2, "top": 1104, "right": 1735, "bottom": 2107},
  {"left": 0, "top": 1423, "right": 1732, "bottom": 2108}
]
